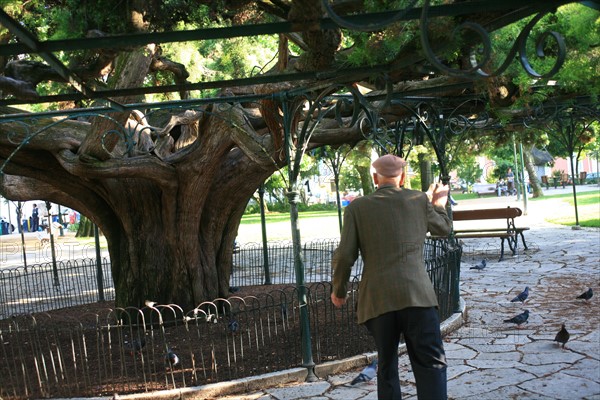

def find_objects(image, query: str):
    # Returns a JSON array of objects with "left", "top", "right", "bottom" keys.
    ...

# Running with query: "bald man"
[{"left": 331, "top": 154, "right": 451, "bottom": 400}]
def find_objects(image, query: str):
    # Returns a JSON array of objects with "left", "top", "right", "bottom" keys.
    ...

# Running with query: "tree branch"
[
  {"left": 0, "top": 76, "right": 39, "bottom": 100},
  {"left": 56, "top": 148, "right": 178, "bottom": 186},
  {"left": 214, "top": 102, "right": 278, "bottom": 169}
]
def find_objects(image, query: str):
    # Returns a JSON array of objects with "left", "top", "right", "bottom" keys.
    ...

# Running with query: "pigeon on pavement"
[
  {"left": 351, "top": 359, "right": 377, "bottom": 385},
  {"left": 576, "top": 288, "right": 593, "bottom": 302},
  {"left": 511, "top": 286, "right": 529, "bottom": 303},
  {"left": 503, "top": 310, "right": 529, "bottom": 328},
  {"left": 165, "top": 349, "right": 180, "bottom": 369},
  {"left": 554, "top": 324, "right": 570, "bottom": 349},
  {"left": 470, "top": 259, "right": 487, "bottom": 271}
]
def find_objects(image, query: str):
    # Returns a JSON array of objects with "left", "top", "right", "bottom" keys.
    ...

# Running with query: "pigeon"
[
  {"left": 511, "top": 286, "right": 529, "bottom": 303},
  {"left": 205, "top": 313, "right": 218, "bottom": 324},
  {"left": 124, "top": 335, "right": 146, "bottom": 355},
  {"left": 351, "top": 359, "right": 377, "bottom": 385},
  {"left": 554, "top": 324, "right": 570, "bottom": 349},
  {"left": 228, "top": 318, "right": 239, "bottom": 334},
  {"left": 144, "top": 299, "right": 157, "bottom": 307},
  {"left": 281, "top": 303, "right": 288, "bottom": 319},
  {"left": 576, "top": 288, "right": 593, "bottom": 302},
  {"left": 503, "top": 310, "right": 529, "bottom": 328},
  {"left": 165, "top": 349, "right": 180, "bottom": 368},
  {"left": 470, "top": 259, "right": 487, "bottom": 271},
  {"left": 229, "top": 286, "right": 240, "bottom": 294}
]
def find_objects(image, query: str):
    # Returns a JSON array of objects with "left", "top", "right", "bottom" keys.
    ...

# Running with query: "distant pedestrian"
[
  {"left": 331, "top": 154, "right": 452, "bottom": 400},
  {"left": 31, "top": 203, "right": 39, "bottom": 232},
  {"left": 506, "top": 168, "right": 515, "bottom": 195}
]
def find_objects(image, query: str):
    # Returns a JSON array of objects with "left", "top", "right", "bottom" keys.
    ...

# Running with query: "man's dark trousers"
[{"left": 365, "top": 307, "right": 447, "bottom": 399}]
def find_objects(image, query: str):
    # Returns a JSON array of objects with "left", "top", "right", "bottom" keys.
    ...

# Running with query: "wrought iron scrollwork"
[
  {"left": 420, "top": 1, "right": 566, "bottom": 79},
  {"left": 321, "top": 0, "right": 419, "bottom": 32},
  {"left": 329, "top": 89, "right": 495, "bottom": 183}
]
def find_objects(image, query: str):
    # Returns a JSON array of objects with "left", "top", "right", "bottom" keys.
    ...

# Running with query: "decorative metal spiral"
[{"left": 420, "top": 0, "right": 566, "bottom": 79}]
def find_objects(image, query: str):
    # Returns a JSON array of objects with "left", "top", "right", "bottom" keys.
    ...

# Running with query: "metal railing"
[
  {"left": 0, "top": 257, "right": 114, "bottom": 319},
  {"left": 0, "top": 238, "right": 461, "bottom": 399}
]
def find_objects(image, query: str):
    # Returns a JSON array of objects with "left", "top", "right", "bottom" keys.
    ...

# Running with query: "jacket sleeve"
[
  {"left": 331, "top": 207, "right": 359, "bottom": 298},
  {"left": 427, "top": 201, "right": 452, "bottom": 236}
]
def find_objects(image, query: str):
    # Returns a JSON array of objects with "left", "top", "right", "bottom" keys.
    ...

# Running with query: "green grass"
[
  {"left": 530, "top": 189, "right": 599, "bottom": 227},
  {"left": 241, "top": 189, "right": 600, "bottom": 228},
  {"left": 529, "top": 190, "right": 599, "bottom": 204},
  {"left": 241, "top": 210, "right": 339, "bottom": 224},
  {"left": 451, "top": 192, "right": 480, "bottom": 201}
]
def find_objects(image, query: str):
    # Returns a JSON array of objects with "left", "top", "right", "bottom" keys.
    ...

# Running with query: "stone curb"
[{"left": 89, "top": 298, "right": 467, "bottom": 400}]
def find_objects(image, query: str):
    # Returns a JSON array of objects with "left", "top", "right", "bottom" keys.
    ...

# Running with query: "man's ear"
[
  {"left": 373, "top": 173, "right": 379, "bottom": 185},
  {"left": 399, "top": 172, "right": 406, "bottom": 187}
]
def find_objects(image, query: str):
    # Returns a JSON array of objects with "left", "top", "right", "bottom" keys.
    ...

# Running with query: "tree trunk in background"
[
  {"left": 523, "top": 146, "right": 543, "bottom": 198},
  {"left": 354, "top": 142, "right": 375, "bottom": 195},
  {"left": 357, "top": 165, "right": 374, "bottom": 195},
  {"left": 75, "top": 215, "right": 95, "bottom": 237},
  {"left": 419, "top": 154, "right": 432, "bottom": 191}
]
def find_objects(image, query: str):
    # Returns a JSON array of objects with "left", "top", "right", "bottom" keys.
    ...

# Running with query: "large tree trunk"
[{"left": 0, "top": 102, "right": 278, "bottom": 310}]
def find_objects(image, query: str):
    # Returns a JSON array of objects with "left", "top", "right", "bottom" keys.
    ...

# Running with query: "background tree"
[{"left": 455, "top": 155, "right": 483, "bottom": 192}]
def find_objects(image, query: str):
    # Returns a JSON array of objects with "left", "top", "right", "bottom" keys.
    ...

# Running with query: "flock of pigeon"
[
  {"left": 127, "top": 264, "right": 594, "bottom": 384},
  {"left": 469, "top": 259, "right": 594, "bottom": 350},
  {"left": 120, "top": 306, "right": 263, "bottom": 373}
]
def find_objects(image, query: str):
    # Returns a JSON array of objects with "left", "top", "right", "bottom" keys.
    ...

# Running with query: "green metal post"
[
  {"left": 569, "top": 154, "right": 580, "bottom": 228},
  {"left": 258, "top": 183, "right": 271, "bottom": 285},
  {"left": 334, "top": 173, "right": 343, "bottom": 233},
  {"left": 94, "top": 223, "right": 105, "bottom": 302},
  {"left": 57, "top": 205, "right": 64, "bottom": 236},
  {"left": 512, "top": 135, "right": 521, "bottom": 201},
  {"left": 45, "top": 201, "right": 59, "bottom": 286},
  {"left": 282, "top": 95, "right": 317, "bottom": 382},
  {"left": 518, "top": 143, "right": 528, "bottom": 214},
  {"left": 16, "top": 201, "right": 27, "bottom": 270}
]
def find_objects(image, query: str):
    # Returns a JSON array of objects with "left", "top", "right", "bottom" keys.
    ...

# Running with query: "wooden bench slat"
[
  {"left": 454, "top": 232, "right": 514, "bottom": 239},
  {"left": 453, "top": 207, "right": 522, "bottom": 221},
  {"left": 454, "top": 227, "right": 529, "bottom": 234}
]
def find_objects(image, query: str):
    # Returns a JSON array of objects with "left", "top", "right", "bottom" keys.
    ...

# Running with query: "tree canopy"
[{"left": 0, "top": 0, "right": 598, "bottom": 309}]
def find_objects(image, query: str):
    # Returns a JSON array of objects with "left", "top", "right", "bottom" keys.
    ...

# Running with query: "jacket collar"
[{"left": 376, "top": 184, "right": 400, "bottom": 191}]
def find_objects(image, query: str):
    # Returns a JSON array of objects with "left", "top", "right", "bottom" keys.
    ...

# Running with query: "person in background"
[
  {"left": 331, "top": 154, "right": 452, "bottom": 400},
  {"left": 449, "top": 193, "right": 458, "bottom": 206},
  {"left": 31, "top": 203, "right": 39, "bottom": 232},
  {"left": 506, "top": 168, "right": 515, "bottom": 195}
]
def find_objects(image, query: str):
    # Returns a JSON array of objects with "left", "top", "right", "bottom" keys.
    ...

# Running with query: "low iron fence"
[{"left": 0, "top": 238, "right": 461, "bottom": 399}]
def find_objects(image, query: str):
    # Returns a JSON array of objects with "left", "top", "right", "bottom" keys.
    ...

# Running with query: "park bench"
[{"left": 450, "top": 207, "right": 529, "bottom": 261}]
